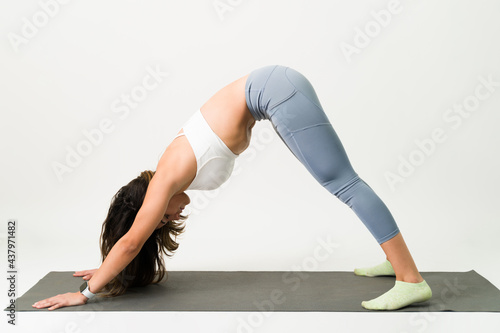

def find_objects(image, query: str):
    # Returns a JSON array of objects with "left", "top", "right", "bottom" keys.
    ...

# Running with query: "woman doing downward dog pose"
[{"left": 33, "top": 65, "right": 432, "bottom": 311}]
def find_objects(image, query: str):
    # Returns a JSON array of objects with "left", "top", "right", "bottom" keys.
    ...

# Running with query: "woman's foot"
[
  {"left": 361, "top": 280, "right": 432, "bottom": 310},
  {"left": 354, "top": 259, "right": 396, "bottom": 277},
  {"left": 359, "top": 232, "right": 430, "bottom": 309}
]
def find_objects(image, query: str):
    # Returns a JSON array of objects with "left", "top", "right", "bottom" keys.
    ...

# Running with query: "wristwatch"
[{"left": 79, "top": 281, "right": 96, "bottom": 300}]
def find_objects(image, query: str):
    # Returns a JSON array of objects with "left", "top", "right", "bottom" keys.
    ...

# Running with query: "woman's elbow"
[{"left": 119, "top": 236, "right": 143, "bottom": 254}]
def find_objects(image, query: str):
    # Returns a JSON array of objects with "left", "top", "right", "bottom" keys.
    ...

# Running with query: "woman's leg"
[
  {"left": 245, "top": 65, "right": 431, "bottom": 309},
  {"left": 246, "top": 65, "right": 401, "bottom": 245},
  {"left": 381, "top": 233, "right": 422, "bottom": 283}
]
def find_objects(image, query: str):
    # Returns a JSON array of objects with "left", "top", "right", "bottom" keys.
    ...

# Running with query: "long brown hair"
[{"left": 98, "top": 170, "right": 186, "bottom": 297}]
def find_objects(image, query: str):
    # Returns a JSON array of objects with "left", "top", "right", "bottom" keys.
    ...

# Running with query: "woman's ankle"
[{"left": 396, "top": 274, "right": 424, "bottom": 283}]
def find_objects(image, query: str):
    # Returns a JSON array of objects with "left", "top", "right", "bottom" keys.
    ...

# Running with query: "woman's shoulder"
[{"left": 156, "top": 136, "right": 197, "bottom": 192}]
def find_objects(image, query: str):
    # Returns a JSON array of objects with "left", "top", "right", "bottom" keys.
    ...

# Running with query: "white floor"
[{"left": 3, "top": 311, "right": 500, "bottom": 333}]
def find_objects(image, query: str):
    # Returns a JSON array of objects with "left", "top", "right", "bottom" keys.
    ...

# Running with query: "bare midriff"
[{"left": 178, "top": 73, "right": 256, "bottom": 156}]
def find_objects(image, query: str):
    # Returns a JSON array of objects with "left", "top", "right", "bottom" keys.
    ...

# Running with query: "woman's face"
[{"left": 156, "top": 192, "right": 190, "bottom": 229}]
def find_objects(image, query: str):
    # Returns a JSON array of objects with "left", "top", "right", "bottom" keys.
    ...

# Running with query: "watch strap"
[{"left": 79, "top": 281, "right": 96, "bottom": 299}]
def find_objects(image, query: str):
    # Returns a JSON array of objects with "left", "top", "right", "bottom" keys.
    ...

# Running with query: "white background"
[{"left": 1, "top": 0, "right": 499, "bottom": 332}]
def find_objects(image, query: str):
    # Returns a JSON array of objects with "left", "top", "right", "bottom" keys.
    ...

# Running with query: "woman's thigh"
[{"left": 265, "top": 66, "right": 358, "bottom": 189}]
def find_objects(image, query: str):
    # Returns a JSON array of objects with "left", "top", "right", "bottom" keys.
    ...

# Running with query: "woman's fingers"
[
  {"left": 73, "top": 269, "right": 97, "bottom": 278},
  {"left": 47, "top": 301, "right": 66, "bottom": 310},
  {"left": 33, "top": 292, "right": 86, "bottom": 310},
  {"left": 48, "top": 302, "right": 63, "bottom": 311},
  {"left": 73, "top": 269, "right": 91, "bottom": 276},
  {"left": 32, "top": 295, "right": 61, "bottom": 310}
]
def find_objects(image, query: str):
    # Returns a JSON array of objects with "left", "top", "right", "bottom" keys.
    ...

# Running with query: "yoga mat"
[{"left": 8, "top": 270, "right": 500, "bottom": 312}]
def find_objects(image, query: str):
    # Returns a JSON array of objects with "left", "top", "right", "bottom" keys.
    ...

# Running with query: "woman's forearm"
[
  {"left": 84, "top": 157, "right": 192, "bottom": 296},
  {"left": 86, "top": 238, "right": 140, "bottom": 294}
]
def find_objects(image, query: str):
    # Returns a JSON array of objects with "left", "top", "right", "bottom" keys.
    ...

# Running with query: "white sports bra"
[{"left": 175, "top": 110, "right": 239, "bottom": 191}]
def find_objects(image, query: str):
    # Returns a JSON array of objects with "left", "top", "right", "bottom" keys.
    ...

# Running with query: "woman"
[{"left": 33, "top": 65, "right": 432, "bottom": 311}]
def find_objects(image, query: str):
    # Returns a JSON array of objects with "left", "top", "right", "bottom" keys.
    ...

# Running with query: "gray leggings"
[{"left": 245, "top": 65, "right": 400, "bottom": 244}]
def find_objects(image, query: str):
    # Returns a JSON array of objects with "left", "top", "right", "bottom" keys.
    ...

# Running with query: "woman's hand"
[
  {"left": 73, "top": 269, "right": 97, "bottom": 280},
  {"left": 32, "top": 292, "right": 88, "bottom": 310}
]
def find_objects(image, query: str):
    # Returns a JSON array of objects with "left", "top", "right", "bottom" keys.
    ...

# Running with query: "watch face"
[{"left": 79, "top": 281, "right": 87, "bottom": 292}]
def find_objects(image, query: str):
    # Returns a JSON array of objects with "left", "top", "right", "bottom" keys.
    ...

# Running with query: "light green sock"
[
  {"left": 362, "top": 280, "right": 432, "bottom": 310},
  {"left": 354, "top": 259, "right": 395, "bottom": 277}
]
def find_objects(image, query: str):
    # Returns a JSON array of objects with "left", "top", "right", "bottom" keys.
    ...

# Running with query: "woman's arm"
[
  {"left": 33, "top": 139, "right": 196, "bottom": 310},
  {"left": 86, "top": 167, "right": 186, "bottom": 294},
  {"left": 32, "top": 179, "right": 176, "bottom": 310}
]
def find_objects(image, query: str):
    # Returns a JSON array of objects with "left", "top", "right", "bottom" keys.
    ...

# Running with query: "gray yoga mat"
[{"left": 8, "top": 270, "right": 500, "bottom": 312}]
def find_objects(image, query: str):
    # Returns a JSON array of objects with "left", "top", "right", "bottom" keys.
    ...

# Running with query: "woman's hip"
[{"left": 245, "top": 65, "right": 327, "bottom": 126}]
